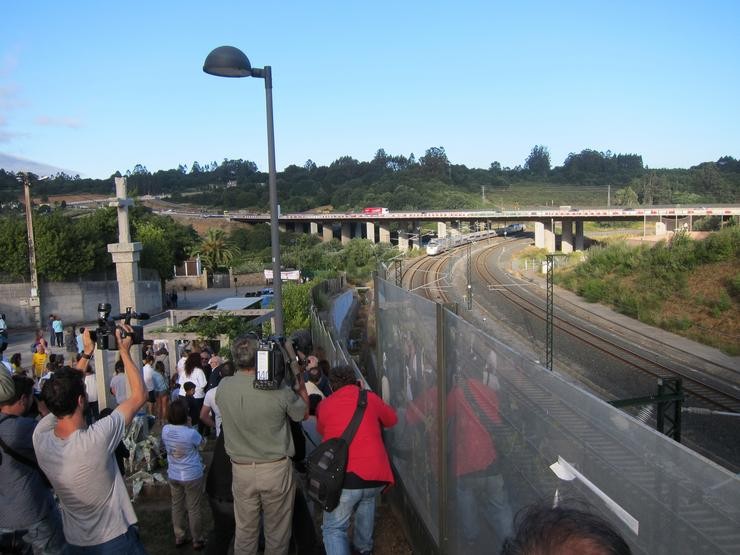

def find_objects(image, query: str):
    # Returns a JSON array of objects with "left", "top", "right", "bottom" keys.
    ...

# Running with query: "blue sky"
[{"left": 1, "top": 1, "right": 739, "bottom": 179}]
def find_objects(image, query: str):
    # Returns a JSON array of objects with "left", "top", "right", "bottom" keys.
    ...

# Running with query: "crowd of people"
[
  {"left": 0, "top": 318, "right": 631, "bottom": 555},
  {"left": 0, "top": 324, "right": 401, "bottom": 555}
]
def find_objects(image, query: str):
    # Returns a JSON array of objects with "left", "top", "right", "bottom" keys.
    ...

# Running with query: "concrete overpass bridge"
[{"left": 225, "top": 205, "right": 740, "bottom": 253}]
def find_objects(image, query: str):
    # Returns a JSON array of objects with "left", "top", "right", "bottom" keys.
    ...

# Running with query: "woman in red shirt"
[{"left": 316, "top": 365, "right": 397, "bottom": 555}]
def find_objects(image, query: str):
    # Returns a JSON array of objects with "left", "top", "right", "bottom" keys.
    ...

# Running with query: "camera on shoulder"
[
  {"left": 254, "top": 335, "right": 303, "bottom": 390},
  {"left": 91, "top": 303, "right": 150, "bottom": 351}
]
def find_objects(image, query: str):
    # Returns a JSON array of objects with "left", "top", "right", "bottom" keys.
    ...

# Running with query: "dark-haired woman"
[
  {"left": 177, "top": 352, "right": 207, "bottom": 433},
  {"left": 162, "top": 399, "right": 206, "bottom": 550}
]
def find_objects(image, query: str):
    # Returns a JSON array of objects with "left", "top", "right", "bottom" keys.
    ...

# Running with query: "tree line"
[{"left": 0, "top": 147, "right": 737, "bottom": 214}]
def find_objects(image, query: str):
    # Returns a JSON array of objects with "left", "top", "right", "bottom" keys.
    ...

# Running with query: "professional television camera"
[
  {"left": 92, "top": 303, "right": 150, "bottom": 351},
  {"left": 254, "top": 335, "right": 304, "bottom": 390}
]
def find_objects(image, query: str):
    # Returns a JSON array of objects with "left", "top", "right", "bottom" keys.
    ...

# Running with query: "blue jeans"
[
  {"left": 457, "top": 473, "right": 512, "bottom": 550},
  {"left": 322, "top": 487, "right": 383, "bottom": 555},
  {"left": 0, "top": 505, "right": 66, "bottom": 555},
  {"left": 63, "top": 525, "right": 148, "bottom": 555}
]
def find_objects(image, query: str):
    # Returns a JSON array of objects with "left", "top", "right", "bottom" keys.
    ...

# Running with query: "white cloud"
[{"left": 35, "top": 115, "right": 83, "bottom": 129}]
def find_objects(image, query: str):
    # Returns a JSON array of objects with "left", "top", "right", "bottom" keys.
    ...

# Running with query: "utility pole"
[
  {"left": 607, "top": 184, "right": 611, "bottom": 208},
  {"left": 21, "top": 173, "right": 42, "bottom": 328}
]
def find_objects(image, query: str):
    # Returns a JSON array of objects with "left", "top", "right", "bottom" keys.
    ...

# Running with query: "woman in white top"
[{"left": 178, "top": 352, "right": 207, "bottom": 434}]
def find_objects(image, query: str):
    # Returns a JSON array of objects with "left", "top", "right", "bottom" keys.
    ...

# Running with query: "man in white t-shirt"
[
  {"left": 33, "top": 327, "right": 148, "bottom": 552},
  {"left": 199, "top": 362, "right": 234, "bottom": 436}
]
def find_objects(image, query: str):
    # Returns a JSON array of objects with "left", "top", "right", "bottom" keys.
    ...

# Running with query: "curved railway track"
[
  {"left": 394, "top": 240, "right": 740, "bottom": 415},
  {"left": 468, "top": 243, "right": 740, "bottom": 413}
]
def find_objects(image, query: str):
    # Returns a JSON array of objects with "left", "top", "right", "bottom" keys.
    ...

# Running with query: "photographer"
[
  {"left": 216, "top": 334, "right": 309, "bottom": 555},
  {"left": 32, "top": 326, "right": 149, "bottom": 554}
]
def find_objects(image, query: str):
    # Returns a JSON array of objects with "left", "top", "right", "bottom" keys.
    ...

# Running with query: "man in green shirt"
[{"left": 217, "top": 335, "right": 308, "bottom": 555}]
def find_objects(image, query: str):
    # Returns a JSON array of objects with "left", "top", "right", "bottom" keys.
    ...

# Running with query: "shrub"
[
  {"left": 727, "top": 273, "right": 740, "bottom": 299},
  {"left": 580, "top": 279, "right": 609, "bottom": 303}
]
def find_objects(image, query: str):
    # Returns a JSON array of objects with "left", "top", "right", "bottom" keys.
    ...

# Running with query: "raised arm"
[
  {"left": 114, "top": 325, "right": 148, "bottom": 425},
  {"left": 75, "top": 329, "right": 95, "bottom": 374}
]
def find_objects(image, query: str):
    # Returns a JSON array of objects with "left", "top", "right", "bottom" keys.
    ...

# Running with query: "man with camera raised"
[
  {"left": 217, "top": 334, "right": 309, "bottom": 555},
  {"left": 32, "top": 326, "right": 149, "bottom": 554}
]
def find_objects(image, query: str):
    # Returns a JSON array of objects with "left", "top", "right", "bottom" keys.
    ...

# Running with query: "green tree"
[
  {"left": 614, "top": 186, "right": 639, "bottom": 207},
  {"left": 35, "top": 212, "right": 99, "bottom": 280},
  {"left": 0, "top": 217, "right": 29, "bottom": 278},
  {"left": 525, "top": 145, "right": 551, "bottom": 176},
  {"left": 193, "top": 228, "right": 239, "bottom": 273}
]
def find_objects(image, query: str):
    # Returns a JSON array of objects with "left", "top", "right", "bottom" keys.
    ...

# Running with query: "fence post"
[{"left": 436, "top": 303, "right": 449, "bottom": 553}]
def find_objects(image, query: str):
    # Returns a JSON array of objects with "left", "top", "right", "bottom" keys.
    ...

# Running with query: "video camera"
[
  {"left": 254, "top": 335, "right": 304, "bottom": 390},
  {"left": 92, "top": 303, "right": 150, "bottom": 351}
]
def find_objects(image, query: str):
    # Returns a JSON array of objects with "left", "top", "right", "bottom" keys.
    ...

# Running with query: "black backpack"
[{"left": 306, "top": 389, "right": 368, "bottom": 512}]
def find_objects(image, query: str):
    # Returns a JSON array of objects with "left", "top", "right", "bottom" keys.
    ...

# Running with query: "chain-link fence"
[{"left": 374, "top": 275, "right": 740, "bottom": 555}]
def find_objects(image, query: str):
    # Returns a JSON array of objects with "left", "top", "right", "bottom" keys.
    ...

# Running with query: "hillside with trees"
[{"left": 1, "top": 147, "right": 738, "bottom": 213}]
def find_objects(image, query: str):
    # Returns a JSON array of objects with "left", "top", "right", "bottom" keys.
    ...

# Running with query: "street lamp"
[{"left": 203, "top": 46, "right": 284, "bottom": 334}]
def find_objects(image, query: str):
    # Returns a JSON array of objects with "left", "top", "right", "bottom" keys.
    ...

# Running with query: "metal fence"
[{"left": 374, "top": 276, "right": 740, "bottom": 555}]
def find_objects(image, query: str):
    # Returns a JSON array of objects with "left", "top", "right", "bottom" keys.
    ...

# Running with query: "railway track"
[{"left": 472, "top": 244, "right": 740, "bottom": 414}]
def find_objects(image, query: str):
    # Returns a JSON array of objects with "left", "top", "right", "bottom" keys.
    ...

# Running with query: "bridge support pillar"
[
  {"left": 575, "top": 220, "right": 584, "bottom": 251},
  {"left": 322, "top": 223, "right": 334, "bottom": 243},
  {"left": 398, "top": 233, "right": 409, "bottom": 252},
  {"left": 534, "top": 221, "right": 545, "bottom": 248},
  {"left": 437, "top": 221, "right": 447, "bottom": 237},
  {"left": 309, "top": 222, "right": 319, "bottom": 236},
  {"left": 544, "top": 220, "right": 556, "bottom": 253},
  {"left": 341, "top": 222, "right": 352, "bottom": 245},
  {"left": 366, "top": 222, "right": 376, "bottom": 243},
  {"left": 561, "top": 219, "right": 574, "bottom": 253},
  {"left": 410, "top": 233, "right": 420, "bottom": 250},
  {"left": 379, "top": 224, "right": 391, "bottom": 244}
]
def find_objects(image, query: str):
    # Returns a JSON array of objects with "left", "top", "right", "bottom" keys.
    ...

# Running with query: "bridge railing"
[{"left": 374, "top": 275, "right": 740, "bottom": 554}]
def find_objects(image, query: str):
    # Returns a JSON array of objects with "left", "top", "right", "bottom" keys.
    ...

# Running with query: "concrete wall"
[{"left": 0, "top": 280, "right": 162, "bottom": 328}]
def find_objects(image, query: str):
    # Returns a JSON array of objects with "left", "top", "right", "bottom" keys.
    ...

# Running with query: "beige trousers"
[
  {"left": 169, "top": 476, "right": 205, "bottom": 543},
  {"left": 231, "top": 457, "right": 296, "bottom": 555}
]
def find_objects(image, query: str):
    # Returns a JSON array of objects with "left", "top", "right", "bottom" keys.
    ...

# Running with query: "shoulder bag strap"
[
  {"left": 339, "top": 389, "right": 368, "bottom": 445},
  {"left": 0, "top": 415, "right": 40, "bottom": 469}
]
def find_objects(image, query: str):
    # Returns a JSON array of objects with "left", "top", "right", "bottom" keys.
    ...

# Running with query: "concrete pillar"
[
  {"left": 310, "top": 222, "right": 319, "bottom": 236},
  {"left": 544, "top": 220, "right": 556, "bottom": 253},
  {"left": 534, "top": 221, "right": 545, "bottom": 248},
  {"left": 575, "top": 221, "right": 584, "bottom": 251},
  {"left": 379, "top": 224, "right": 391, "bottom": 244},
  {"left": 366, "top": 222, "right": 376, "bottom": 243},
  {"left": 561, "top": 219, "right": 574, "bottom": 254},
  {"left": 410, "top": 233, "right": 420, "bottom": 250},
  {"left": 322, "top": 223, "right": 334, "bottom": 243},
  {"left": 341, "top": 222, "right": 351, "bottom": 245},
  {"left": 655, "top": 221, "right": 667, "bottom": 236},
  {"left": 437, "top": 221, "right": 447, "bottom": 237},
  {"left": 398, "top": 233, "right": 409, "bottom": 252}
]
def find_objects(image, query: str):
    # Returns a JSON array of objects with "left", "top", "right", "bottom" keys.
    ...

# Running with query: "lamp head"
[{"left": 203, "top": 46, "right": 252, "bottom": 78}]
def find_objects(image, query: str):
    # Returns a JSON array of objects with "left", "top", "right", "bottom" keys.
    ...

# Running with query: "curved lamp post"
[{"left": 203, "top": 46, "right": 284, "bottom": 335}]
